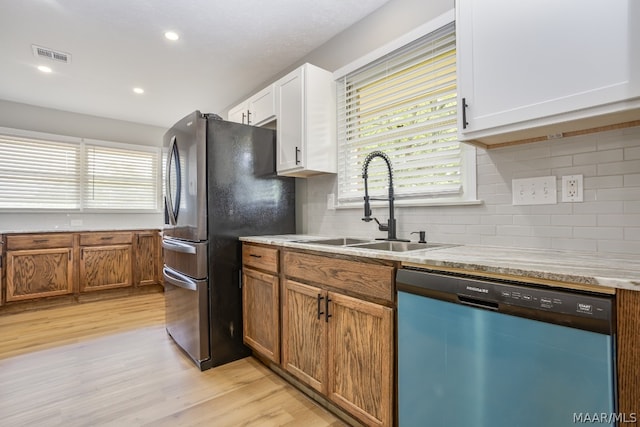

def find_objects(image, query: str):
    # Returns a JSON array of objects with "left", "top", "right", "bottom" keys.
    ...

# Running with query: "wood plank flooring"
[{"left": 0, "top": 293, "right": 347, "bottom": 426}]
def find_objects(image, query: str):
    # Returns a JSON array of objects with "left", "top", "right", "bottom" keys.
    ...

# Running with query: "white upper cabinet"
[
  {"left": 275, "top": 63, "right": 336, "bottom": 177},
  {"left": 456, "top": 0, "right": 640, "bottom": 146},
  {"left": 227, "top": 84, "right": 276, "bottom": 127}
]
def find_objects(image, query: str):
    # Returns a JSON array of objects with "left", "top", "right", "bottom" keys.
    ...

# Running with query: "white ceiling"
[{"left": 0, "top": 0, "right": 390, "bottom": 128}]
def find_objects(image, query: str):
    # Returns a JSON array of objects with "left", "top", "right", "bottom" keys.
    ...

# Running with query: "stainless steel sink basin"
[
  {"left": 295, "top": 237, "right": 373, "bottom": 246},
  {"left": 351, "top": 241, "right": 451, "bottom": 252}
]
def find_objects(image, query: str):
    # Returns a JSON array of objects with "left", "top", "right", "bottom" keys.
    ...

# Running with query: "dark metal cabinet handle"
[
  {"left": 295, "top": 146, "right": 301, "bottom": 165},
  {"left": 241, "top": 112, "right": 246, "bottom": 124},
  {"left": 249, "top": 254, "right": 262, "bottom": 258},
  {"left": 317, "top": 294, "right": 325, "bottom": 320},
  {"left": 100, "top": 236, "right": 114, "bottom": 240},
  {"left": 462, "top": 97, "right": 469, "bottom": 129},
  {"left": 246, "top": 110, "right": 252, "bottom": 124},
  {"left": 325, "top": 297, "right": 332, "bottom": 322},
  {"left": 33, "top": 239, "right": 48, "bottom": 243}
]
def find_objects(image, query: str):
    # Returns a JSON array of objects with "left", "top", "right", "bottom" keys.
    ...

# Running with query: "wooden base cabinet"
[
  {"left": 242, "top": 244, "right": 281, "bottom": 364},
  {"left": 5, "top": 233, "right": 74, "bottom": 302},
  {"left": 6, "top": 248, "right": 73, "bottom": 301},
  {"left": 282, "top": 278, "right": 393, "bottom": 427},
  {"left": 80, "top": 232, "right": 133, "bottom": 292},
  {"left": 327, "top": 293, "right": 393, "bottom": 427},
  {"left": 282, "top": 279, "right": 327, "bottom": 393},
  {"left": 243, "top": 267, "right": 280, "bottom": 363},
  {"left": 134, "top": 231, "right": 160, "bottom": 286}
]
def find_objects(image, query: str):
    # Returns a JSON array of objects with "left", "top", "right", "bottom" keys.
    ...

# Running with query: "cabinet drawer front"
[
  {"left": 242, "top": 244, "right": 279, "bottom": 273},
  {"left": 80, "top": 232, "right": 133, "bottom": 246},
  {"left": 284, "top": 251, "right": 394, "bottom": 303},
  {"left": 7, "top": 233, "right": 73, "bottom": 250}
]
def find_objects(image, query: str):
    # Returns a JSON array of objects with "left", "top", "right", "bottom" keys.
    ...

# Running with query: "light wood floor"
[{"left": 0, "top": 293, "right": 346, "bottom": 426}]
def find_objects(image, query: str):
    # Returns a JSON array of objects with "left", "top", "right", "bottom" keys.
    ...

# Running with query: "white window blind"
[
  {"left": 84, "top": 144, "right": 159, "bottom": 210},
  {"left": 0, "top": 135, "right": 80, "bottom": 209},
  {"left": 336, "top": 22, "right": 463, "bottom": 203},
  {"left": 0, "top": 129, "right": 160, "bottom": 211}
]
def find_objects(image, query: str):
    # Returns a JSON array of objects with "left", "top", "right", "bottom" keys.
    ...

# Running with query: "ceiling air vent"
[{"left": 32, "top": 44, "right": 72, "bottom": 64}]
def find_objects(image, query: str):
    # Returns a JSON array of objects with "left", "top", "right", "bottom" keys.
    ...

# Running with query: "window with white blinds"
[
  {"left": 84, "top": 144, "right": 160, "bottom": 210},
  {"left": 0, "top": 130, "right": 161, "bottom": 211},
  {"left": 336, "top": 21, "right": 474, "bottom": 204},
  {"left": 0, "top": 135, "right": 81, "bottom": 209}
]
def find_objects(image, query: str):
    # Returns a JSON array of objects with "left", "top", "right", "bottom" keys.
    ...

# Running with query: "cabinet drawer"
[
  {"left": 284, "top": 251, "right": 394, "bottom": 303},
  {"left": 80, "top": 232, "right": 133, "bottom": 246},
  {"left": 6, "top": 233, "right": 73, "bottom": 250},
  {"left": 242, "top": 244, "right": 279, "bottom": 273}
]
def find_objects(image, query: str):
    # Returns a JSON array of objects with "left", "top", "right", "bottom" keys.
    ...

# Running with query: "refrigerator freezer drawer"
[
  {"left": 162, "top": 238, "right": 208, "bottom": 280},
  {"left": 164, "top": 266, "right": 210, "bottom": 369}
]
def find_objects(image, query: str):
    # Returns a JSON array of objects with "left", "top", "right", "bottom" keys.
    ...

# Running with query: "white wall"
[
  {"left": 288, "top": 0, "right": 640, "bottom": 255},
  {"left": 0, "top": 99, "right": 166, "bottom": 232}
]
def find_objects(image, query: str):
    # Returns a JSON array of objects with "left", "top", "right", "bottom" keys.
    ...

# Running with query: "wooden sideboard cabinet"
[
  {"left": 134, "top": 231, "right": 161, "bottom": 286},
  {"left": 5, "top": 233, "right": 74, "bottom": 302},
  {"left": 241, "top": 244, "right": 281, "bottom": 364},
  {"left": 79, "top": 232, "right": 133, "bottom": 292}
]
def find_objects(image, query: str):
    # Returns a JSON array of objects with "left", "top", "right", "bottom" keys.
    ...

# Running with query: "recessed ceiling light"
[
  {"left": 133, "top": 87, "right": 144, "bottom": 94},
  {"left": 164, "top": 31, "right": 179, "bottom": 41},
  {"left": 37, "top": 65, "right": 52, "bottom": 73}
]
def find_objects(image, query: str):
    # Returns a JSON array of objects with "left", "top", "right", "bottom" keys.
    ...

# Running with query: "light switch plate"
[{"left": 512, "top": 176, "right": 557, "bottom": 205}]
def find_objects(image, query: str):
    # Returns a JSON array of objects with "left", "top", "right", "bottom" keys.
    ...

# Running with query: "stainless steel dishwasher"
[{"left": 396, "top": 268, "right": 617, "bottom": 427}]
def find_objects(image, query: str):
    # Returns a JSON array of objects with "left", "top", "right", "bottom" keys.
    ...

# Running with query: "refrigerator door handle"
[
  {"left": 162, "top": 239, "right": 197, "bottom": 254},
  {"left": 165, "top": 136, "right": 181, "bottom": 225},
  {"left": 163, "top": 266, "right": 198, "bottom": 291}
]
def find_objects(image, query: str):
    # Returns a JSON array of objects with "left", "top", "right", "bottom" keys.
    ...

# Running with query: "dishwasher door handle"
[{"left": 458, "top": 295, "right": 499, "bottom": 311}]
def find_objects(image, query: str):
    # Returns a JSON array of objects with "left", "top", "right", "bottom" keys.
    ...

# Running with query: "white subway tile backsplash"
[
  {"left": 598, "top": 214, "right": 640, "bottom": 227},
  {"left": 623, "top": 174, "right": 640, "bottom": 187},
  {"left": 573, "top": 227, "right": 624, "bottom": 240},
  {"left": 551, "top": 215, "right": 597, "bottom": 227},
  {"left": 584, "top": 176, "right": 623, "bottom": 189},
  {"left": 573, "top": 149, "right": 623, "bottom": 166},
  {"left": 625, "top": 228, "right": 640, "bottom": 241},
  {"left": 625, "top": 146, "right": 640, "bottom": 160},
  {"left": 302, "top": 127, "right": 640, "bottom": 255},
  {"left": 598, "top": 160, "right": 640, "bottom": 176},
  {"left": 595, "top": 187, "right": 640, "bottom": 201},
  {"left": 552, "top": 238, "right": 598, "bottom": 252}
]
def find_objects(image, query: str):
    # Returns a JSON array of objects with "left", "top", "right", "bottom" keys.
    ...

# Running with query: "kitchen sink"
[
  {"left": 350, "top": 241, "right": 452, "bottom": 252},
  {"left": 295, "top": 237, "right": 372, "bottom": 246}
]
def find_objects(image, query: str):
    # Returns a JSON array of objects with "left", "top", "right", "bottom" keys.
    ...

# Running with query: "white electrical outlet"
[
  {"left": 562, "top": 175, "right": 583, "bottom": 202},
  {"left": 512, "top": 176, "right": 557, "bottom": 205}
]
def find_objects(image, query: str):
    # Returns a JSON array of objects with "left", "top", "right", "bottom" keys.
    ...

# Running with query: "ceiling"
[{"left": 0, "top": 0, "right": 390, "bottom": 129}]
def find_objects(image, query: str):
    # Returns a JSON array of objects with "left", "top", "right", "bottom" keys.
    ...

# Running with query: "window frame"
[
  {"left": 0, "top": 126, "right": 162, "bottom": 213},
  {"left": 332, "top": 9, "right": 478, "bottom": 209}
]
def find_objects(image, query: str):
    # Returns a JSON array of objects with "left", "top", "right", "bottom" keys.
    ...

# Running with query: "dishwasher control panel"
[{"left": 397, "top": 268, "right": 614, "bottom": 334}]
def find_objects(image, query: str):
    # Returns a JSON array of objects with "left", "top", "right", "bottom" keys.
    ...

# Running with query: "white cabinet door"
[
  {"left": 276, "top": 67, "right": 304, "bottom": 173},
  {"left": 457, "top": 0, "right": 640, "bottom": 145},
  {"left": 228, "top": 102, "right": 248, "bottom": 124},
  {"left": 276, "top": 64, "right": 336, "bottom": 177},
  {"left": 248, "top": 84, "right": 276, "bottom": 126}
]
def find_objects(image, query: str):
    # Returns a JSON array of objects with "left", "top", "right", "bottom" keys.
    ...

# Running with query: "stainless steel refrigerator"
[{"left": 162, "top": 110, "right": 295, "bottom": 370}]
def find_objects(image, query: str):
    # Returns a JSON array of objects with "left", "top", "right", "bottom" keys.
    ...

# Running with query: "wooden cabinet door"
[
  {"left": 80, "top": 245, "right": 132, "bottom": 292},
  {"left": 242, "top": 267, "right": 280, "bottom": 363},
  {"left": 6, "top": 248, "right": 73, "bottom": 301},
  {"left": 134, "top": 232, "right": 159, "bottom": 286},
  {"left": 327, "top": 292, "right": 393, "bottom": 427},
  {"left": 282, "top": 279, "right": 327, "bottom": 393}
]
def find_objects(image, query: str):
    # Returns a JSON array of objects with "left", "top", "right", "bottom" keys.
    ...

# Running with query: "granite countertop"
[{"left": 240, "top": 235, "right": 640, "bottom": 293}]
